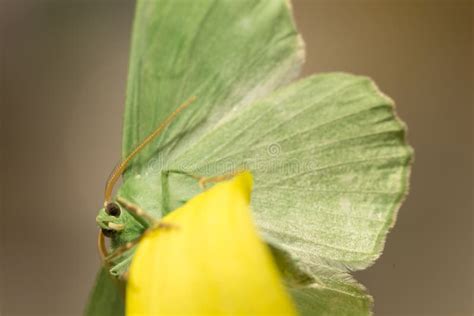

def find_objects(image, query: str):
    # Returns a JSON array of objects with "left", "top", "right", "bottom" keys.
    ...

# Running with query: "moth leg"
[
  {"left": 196, "top": 171, "right": 242, "bottom": 189},
  {"left": 162, "top": 169, "right": 242, "bottom": 189},
  {"left": 116, "top": 196, "right": 158, "bottom": 225},
  {"left": 160, "top": 169, "right": 243, "bottom": 213},
  {"left": 160, "top": 170, "right": 197, "bottom": 213},
  {"left": 120, "top": 270, "right": 129, "bottom": 282},
  {"left": 116, "top": 196, "right": 176, "bottom": 231},
  {"left": 160, "top": 169, "right": 213, "bottom": 212},
  {"left": 105, "top": 234, "right": 144, "bottom": 264},
  {"left": 105, "top": 221, "right": 174, "bottom": 264}
]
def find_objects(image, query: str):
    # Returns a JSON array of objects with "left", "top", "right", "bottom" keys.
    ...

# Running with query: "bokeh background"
[{"left": 1, "top": 0, "right": 472, "bottom": 315}]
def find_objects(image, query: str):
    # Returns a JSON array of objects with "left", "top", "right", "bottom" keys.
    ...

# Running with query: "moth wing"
[
  {"left": 169, "top": 72, "right": 413, "bottom": 314},
  {"left": 271, "top": 245, "right": 373, "bottom": 315},
  {"left": 172, "top": 72, "right": 413, "bottom": 271},
  {"left": 122, "top": 0, "right": 304, "bottom": 175}
]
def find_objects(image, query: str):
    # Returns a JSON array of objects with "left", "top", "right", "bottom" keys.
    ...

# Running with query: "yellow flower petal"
[{"left": 126, "top": 172, "right": 296, "bottom": 316}]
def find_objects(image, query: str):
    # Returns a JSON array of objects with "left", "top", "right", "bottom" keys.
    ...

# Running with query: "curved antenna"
[
  {"left": 103, "top": 96, "right": 197, "bottom": 205},
  {"left": 98, "top": 230, "right": 108, "bottom": 263}
]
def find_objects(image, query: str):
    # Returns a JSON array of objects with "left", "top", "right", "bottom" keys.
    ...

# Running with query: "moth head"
[{"left": 96, "top": 201, "right": 125, "bottom": 238}]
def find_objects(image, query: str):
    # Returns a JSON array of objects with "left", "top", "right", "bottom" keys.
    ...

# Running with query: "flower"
[{"left": 126, "top": 172, "right": 296, "bottom": 316}]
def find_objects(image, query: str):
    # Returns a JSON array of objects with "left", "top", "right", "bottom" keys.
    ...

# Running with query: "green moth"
[{"left": 86, "top": 0, "right": 413, "bottom": 315}]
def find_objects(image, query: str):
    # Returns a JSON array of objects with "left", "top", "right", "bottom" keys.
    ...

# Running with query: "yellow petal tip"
[{"left": 230, "top": 170, "right": 253, "bottom": 201}]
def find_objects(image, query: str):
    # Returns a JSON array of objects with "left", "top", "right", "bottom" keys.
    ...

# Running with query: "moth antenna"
[
  {"left": 104, "top": 96, "right": 197, "bottom": 205},
  {"left": 98, "top": 230, "right": 109, "bottom": 263}
]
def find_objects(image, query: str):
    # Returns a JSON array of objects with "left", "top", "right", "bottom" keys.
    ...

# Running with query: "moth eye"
[
  {"left": 101, "top": 228, "right": 116, "bottom": 238},
  {"left": 105, "top": 203, "right": 121, "bottom": 217}
]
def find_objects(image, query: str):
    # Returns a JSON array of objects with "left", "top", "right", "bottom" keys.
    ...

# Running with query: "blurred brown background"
[{"left": 1, "top": 0, "right": 472, "bottom": 315}]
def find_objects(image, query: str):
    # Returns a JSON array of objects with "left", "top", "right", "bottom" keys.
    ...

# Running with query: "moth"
[{"left": 86, "top": 1, "right": 413, "bottom": 315}]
